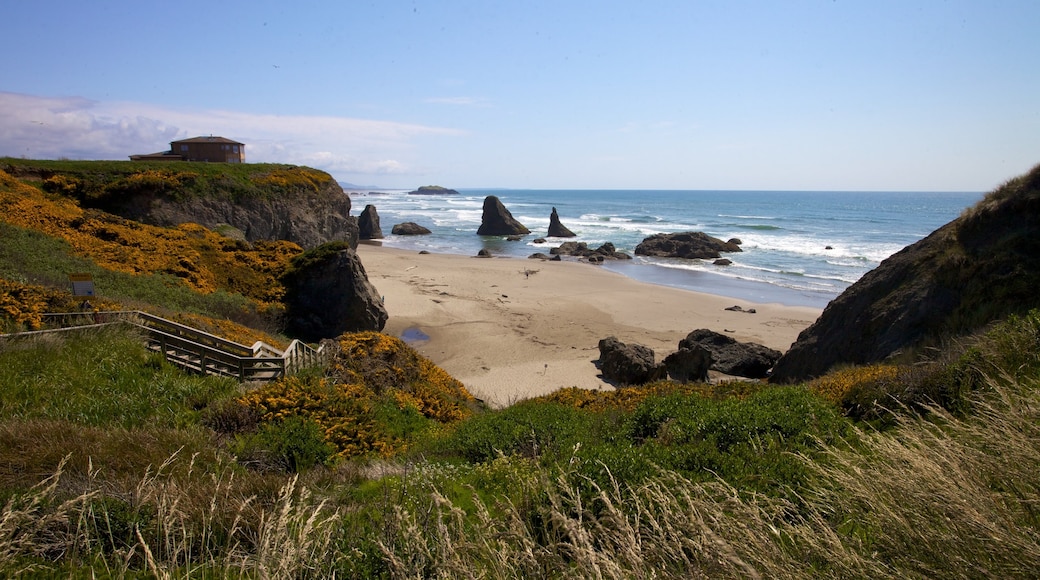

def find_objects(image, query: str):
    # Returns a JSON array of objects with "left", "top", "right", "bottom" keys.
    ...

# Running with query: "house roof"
[{"left": 172, "top": 136, "right": 244, "bottom": 145}]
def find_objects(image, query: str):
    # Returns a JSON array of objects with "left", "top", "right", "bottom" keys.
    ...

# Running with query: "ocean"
[{"left": 347, "top": 188, "right": 984, "bottom": 309}]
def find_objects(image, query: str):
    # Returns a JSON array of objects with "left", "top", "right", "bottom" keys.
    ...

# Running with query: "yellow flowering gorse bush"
[
  {"left": 240, "top": 332, "right": 477, "bottom": 459},
  {"left": 805, "top": 364, "right": 903, "bottom": 405},
  {"left": 0, "top": 169, "right": 299, "bottom": 305}
]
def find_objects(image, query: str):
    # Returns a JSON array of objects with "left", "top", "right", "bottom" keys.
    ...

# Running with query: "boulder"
[
  {"left": 663, "top": 344, "right": 712, "bottom": 383},
  {"left": 547, "top": 207, "right": 577, "bottom": 237},
  {"left": 550, "top": 241, "right": 631, "bottom": 261},
  {"left": 713, "top": 258, "right": 732, "bottom": 266},
  {"left": 358, "top": 204, "right": 383, "bottom": 239},
  {"left": 635, "top": 232, "right": 742, "bottom": 259},
  {"left": 391, "top": 222, "right": 432, "bottom": 235},
  {"left": 476, "top": 249, "right": 492, "bottom": 258},
  {"left": 771, "top": 162, "right": 1040, "bottom": 383},
  {"left": 282, "top": 245, "right": 388, "bottom": 342},
  {"left": 597, "top": 336, "right": 666, "bottom": 386},
  {"left": 476, "top": 196, "right": 531, "bottom": 236},
  {"left": 679, "top": 329, "right": 781, "bottom": 379}
]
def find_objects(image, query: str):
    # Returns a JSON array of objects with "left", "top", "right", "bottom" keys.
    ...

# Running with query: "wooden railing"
[{"left": 10, "top": 311, "right": 326, "bottom": 382}]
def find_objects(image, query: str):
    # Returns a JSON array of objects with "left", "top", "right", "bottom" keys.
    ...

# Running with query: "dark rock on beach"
[
  {"left": 282, "top": 245, "right": 388, "bottom": 341},
  {"left": 680, "top": 329, "right": 781, "bottom": 379},
  {"left": 358, "top": 204, "right": 383, "bottom": 239},
  {"left": 663, "top": 344, "right": 712, "bottom": 383},
  {"left": 597, "top": 336, "right": 666, "bottom": 386},
  {"left": 391, "top": 222, "right": 432, "bottom": 235},
  {"left": 635, "top": 231, "right": 742, "bottom": 259},
  {"left": 547, "top": 207, "right": 577, "bottom": 237},
  {"left": 771, "top": 162, "right": 1040, "bottom": 383},
  {"left": 477, "top": 196, "right": 531, "bottom": 236}
]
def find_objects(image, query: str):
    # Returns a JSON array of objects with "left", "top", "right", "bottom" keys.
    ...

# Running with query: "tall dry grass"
[{"left": 0, "top": 451, "right": 344, "bottom": 578}]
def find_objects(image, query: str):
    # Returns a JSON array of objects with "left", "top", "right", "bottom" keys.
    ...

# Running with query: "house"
[{"left": 130, "top": 136, "right": 245, "bottom": 163}]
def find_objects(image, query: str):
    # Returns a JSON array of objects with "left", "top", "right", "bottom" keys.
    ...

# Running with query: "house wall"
[{"left": 174, "top": 141, "right": 245, "bottom": 163}]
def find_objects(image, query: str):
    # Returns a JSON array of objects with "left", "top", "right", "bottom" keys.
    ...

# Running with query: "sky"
[{"left": 1, "top": 1, "right": 1038, "bottom": 191}]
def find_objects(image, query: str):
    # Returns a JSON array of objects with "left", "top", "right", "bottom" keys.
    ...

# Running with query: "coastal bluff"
[
  {"left": 2, "top": 160, "right": 358, "bottom": 250},
  {"left": 771, "top": 162, "right": 1040, "bottom": 383}
]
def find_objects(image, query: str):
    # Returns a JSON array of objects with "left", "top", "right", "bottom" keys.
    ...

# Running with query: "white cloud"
[{"left": 0, "top": 91, "right": 464, "bottom": 178}]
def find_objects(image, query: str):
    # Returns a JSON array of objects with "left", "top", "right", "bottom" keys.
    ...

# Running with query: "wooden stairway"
[{"left": 12, "top": 311, "right": 326, "bottom": 382}]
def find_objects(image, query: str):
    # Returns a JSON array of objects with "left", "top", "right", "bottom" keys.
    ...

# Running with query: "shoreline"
[{"left": 357, "top": 244, "right": 823, "bottom": 407}]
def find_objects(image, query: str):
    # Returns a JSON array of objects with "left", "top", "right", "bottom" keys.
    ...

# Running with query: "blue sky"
[{"left": 1, "top": 1, "right": 1038, "bottom": 191}]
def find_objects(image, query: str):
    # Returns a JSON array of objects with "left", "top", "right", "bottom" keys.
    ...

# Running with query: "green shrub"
[
  {"left": 234, "top": 416, "right": 336, "bottom": 473},
  {"left": 426, "top": 399, "right": 593, "bottom": 463}
]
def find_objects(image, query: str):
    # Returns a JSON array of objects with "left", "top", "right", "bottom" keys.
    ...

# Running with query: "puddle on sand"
[{"left": 401, "top": 327, "right": 430, "bottom": 344}]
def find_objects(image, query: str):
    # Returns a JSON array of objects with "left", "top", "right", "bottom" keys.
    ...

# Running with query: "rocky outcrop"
[
  {"left": 87, "top": 172, "right": 356, "bottom": 250},
  {"left": 771, "top": 162, "right": 1040, "bottom": 383},
  {"left": 635, "top": 232, "right": 742, "bottom": 259},
  {"left": 663, "top": 344, "right": 712, "bottom": 383},
  {"left": 550, "top": 241, "right": 631, "bottom": 261},
  {"left": 408, "top": 185, "right": 460, "bottom": 195},
  {"left": 358, "top": 205, "right": 383, "bottom": 239},
  {"left": 476, "top": 196, "right": 531, "bottom": 236},
  {"left": 391, "top": 222, "right": 432, "bottom": 235},
  {"left": 281, "top": 244, "right": 388, "bottom": 342},
  {"left": 597, "top": 336, "right": 666, "bottom": 386},
  {"left": 547, "top": 207, "right": 577, "bottom": 237},
  {"left": 679, "top": 329, "right": 781, "bottom": 379}
]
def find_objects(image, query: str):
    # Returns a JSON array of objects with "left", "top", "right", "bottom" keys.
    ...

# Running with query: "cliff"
[
  {"left": 0, "top": 159, "right": 357, "bottom": 250},
  {"left": 771, "top": 162, "right": 1040, "bottom": 383}
]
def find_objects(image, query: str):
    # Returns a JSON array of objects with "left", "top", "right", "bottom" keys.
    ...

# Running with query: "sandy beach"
[{"left": 357, "top": 244, "right": 823, "bottom": 407}]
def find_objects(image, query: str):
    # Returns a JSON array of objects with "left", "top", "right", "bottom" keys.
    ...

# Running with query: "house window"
[
  {"left": 180, "top": 145, "right": 188, "bottom": 152},
  {"left": 233, "top": 146, "right": 239, "bottom": 153}
]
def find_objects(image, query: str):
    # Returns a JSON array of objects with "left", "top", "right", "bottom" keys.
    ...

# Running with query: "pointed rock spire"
[{"left": 547, "top": 207, "right": 577, "bottom": 237}]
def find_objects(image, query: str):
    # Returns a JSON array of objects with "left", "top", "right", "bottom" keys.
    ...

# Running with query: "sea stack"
[
  {"left": 476, "top": 196, "right": 531, "bottom": 236},
  {"left": 358, "top": 204, "right": 383, "bottom": 239},
  {"left": 547, "top": 207, "right": 577, "bottom": 237}
]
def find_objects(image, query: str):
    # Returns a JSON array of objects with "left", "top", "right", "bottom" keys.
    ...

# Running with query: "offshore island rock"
[
  {"left": 476, "top": 195, "right": 531, "bottom": 236},
  {"left": 358, "top": 204, "right": 384, "bottom": 239},
  {"left": 635, "top": 232, "right": 742, "bottom": 259},
  {"left": 282, "top": 244, "right": 388, "bottom": 342},
  {"left": 391, "top": 222, "right": 432, "bottom": 235},
  {"left": 547, "top": 207, "right": 577, "bottom": 237},
  {"left": 408, "top": 185, "right": 460, "bottom": 195}
]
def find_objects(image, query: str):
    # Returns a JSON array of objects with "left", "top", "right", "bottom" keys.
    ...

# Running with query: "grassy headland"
[{"left": 0, "top": 161, "right": 1039, "bottom": 577}]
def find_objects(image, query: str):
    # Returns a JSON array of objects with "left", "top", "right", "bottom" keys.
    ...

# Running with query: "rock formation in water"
[
  {"left": 476, "top": 196, "right": 531, "bottom": 236},
  {"left": 391, "top": 222, "right": 432, "bottom": 235},
  {"left": 408, "top": 185, "right": 460, "bottom": 195},
  {"left": 547, "top": 207, "right": 577, "bottom": 237},
  {"left": 635, "top": 232, "right": 742, "bottom": 259},
  {"left": 358, "top": 204, "right": 384, "bottom": 239}
]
